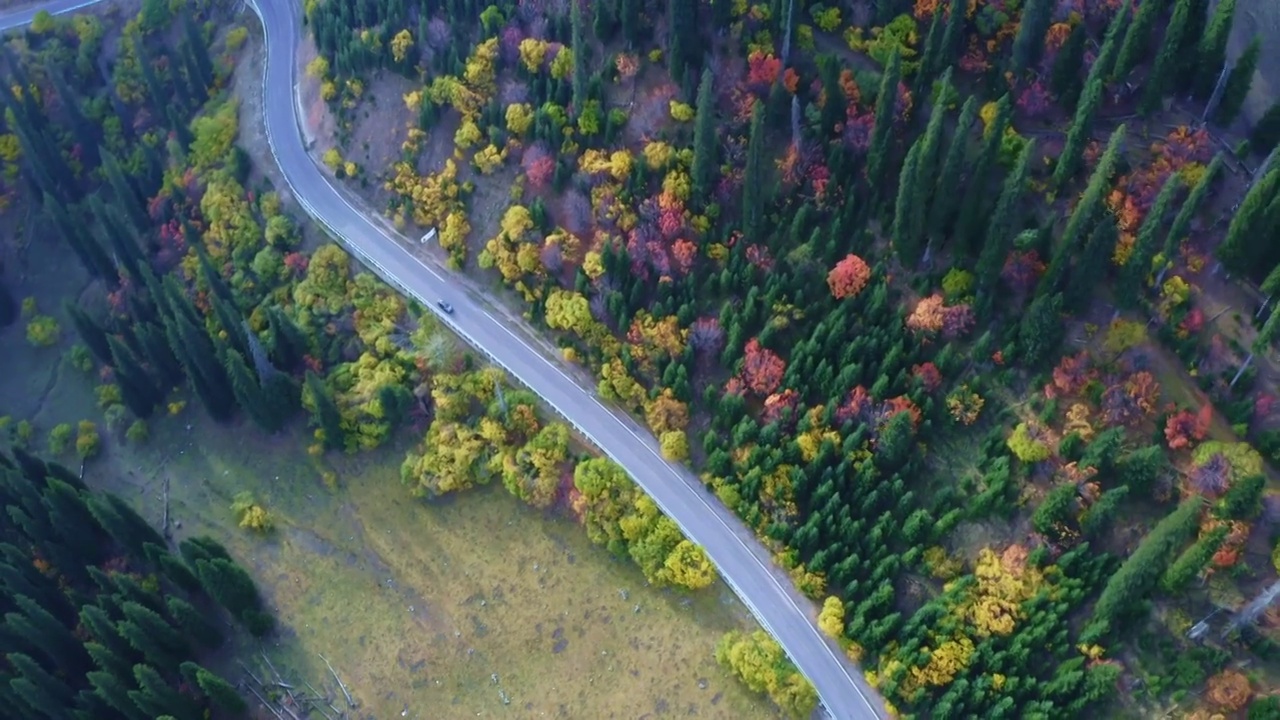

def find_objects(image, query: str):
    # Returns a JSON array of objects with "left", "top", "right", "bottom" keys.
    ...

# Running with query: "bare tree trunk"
[{"left": 1230, "top": 352, "right": 1254, "bottom": 389}]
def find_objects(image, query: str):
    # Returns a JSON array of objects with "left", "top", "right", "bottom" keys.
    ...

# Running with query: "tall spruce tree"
[
  {"left": 1012, "top": 0, "right": 1054, "bottom": 74},
  {"left": 890, "top": 141, "right": 924, "bottom": 268},
  {"left": 1043, "top": 125, "right": 1128, "bottom": 295},
  {"left": 570, "top": 0, "right": 588, "bottom": 113},
  {"left": 691, "top": 67, "right": 717, "bottom": 202},
  {"left": 100, "top": 149, "right": 150, "bottom": 235},
  {"left": 938, "top": 0, "right": 966, "bottom": 72},
  {"left": 1139, "top": 0, "right": 1193, "bottom": 115},
  {"left": 66, "top": 302, "right": 114, "bottom": 365},
  {"left": 1051, "top": 21, "right": 1087, "bottom": 107},
  {"left": 928, "top": 94, "right": 978, "bottom": 243},
  {"left": 1053, "top": 1, "right": 1129, "bottom": 188},
  {"left": 1064, "top": 209, "right": 1118, "bottom": 312},
  {"left": 304, "top": 371, "right": 345, "bottom": 451},
  {"left": 912, "top": 9, "right": 945, "bottom": 98},
  {"left": 1212, "top": 36, "right": 1260, "bottom": 126},
  {"left": 1218, "top": 166, "right": 1280, "bottom": 274},
  {"left": 1194, "top": 0, "right": 1238, "bottom": 99},
  {"left": 1161, "top": 154, "right": 1222, "bottom": 271},
  {"left": 1112, "top": 0, "right": 1162, "bottom": 82},
  {"left": 265, "top": 306, "right": 308, "bottom": 370},
  {"left": 1161, "top": 525, "right": 1228, "bottom": 592},
  {"left": 741, "top": 101, "right": 767, "bottom": 238},
  {"left": 1118, "top": 173, "right": 1181, "bottom": 307},
  {"left": 957, "top": 94, "right": 1011, "bottom": 254},
  {"left": 106, "top": 335, "right": 160, "bottom": 418},
  {"left": 46, "top": 193, "right": 116, "bottom": 283},
  {"left": 866, "top": 48, "right": 902, "bottom": 196},
  {"left": 976, "top": 139, "right": 1036, "bottom": 315}
]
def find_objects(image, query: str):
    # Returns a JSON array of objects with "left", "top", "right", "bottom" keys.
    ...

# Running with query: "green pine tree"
[
  {"left": 1194, "top": 0, "right": 1238, "bottom": 99},
  {"left": 976, "top": 139, "right": 1036, "bottom": 315},
  {"left": 196, "top": 668, "right": 248, "bottom": 714},
  {"left": 1054, "top": 1, "right": 1129, "bottom": 188},
  {"left": 1064, "top": 208, "right": 1118, "bottom": 312},
  {"left": 571, "top": 0, "right": 588, "bottom": 113},
  {"left": 1118, "top": 173, "right": 1182, "bottom": 307},
  {"left": 66, "top": 301, "right": 114, "bottom": 365},
  {"left": 89, "top": 670, "right": 148, "bottom": 720},
  {"left": 1018, "top": 292, "right": 1065, "bottom": 367},
  {"left": 194, "top": 557, "right": 262, "bottom": 618},
  {"left": 1252, "top": 103, "right": 1280, "bottom": 154},
  {"left": 165, "top": 596, "right": 223, "bottom": 648},
  {"left": 957, "top": 94, "right": 1012, "bottom": 254},
  {"left": 107, "top": 335, "right": 160, "bottom": 418},
  {"left": 1217, "top": 473, "right": 1265, "bottom": 519},
  {"left": 1045, "top": 124, "right": 1128, "bottom": 295},
  {"left": 890, "top": 140, "right": 924, "bottom": 268},
  {"left": 741, "top": 101, "right": 767, "bottom": 238},
  {"left": 1218, "top": 166, "right": 1280, "bottom": 274},
  {"left": 1012, "top": 0, "right": 1054, "bottom": 74},
  {"left": 928, "top": 94, "right": 978, "bottom": 243},
  {"left": 129, "top": 663, "right": 195, "bottom": 720},
  {"left": 691, "top": 68, "right": 718, "bottom": 202},
  {"left": 1162, "top": 154, "right": 1223, "bottom": 266},
  {"left": 1051, "top": 21, "right": 1087, "bottom": 107},
  {"left": 1112, "top": 0, "right": 1162, "bottom": 82},
  {"left": 1160, "top": 524, "right": 1227, "bottom": 592},
  {"left": 866, "top": 48, "right": 903, "bottom": 195},
  {"left": 8, "top": 652, "right": 73, "bottom": 718},
  {"left": 1139, "top": 0, "right": 1193, "bottom": 115},
  {"left": 1212, "top": 36, "right": 1260, "bottom": 125},
  {"left": 265, "top": 306, "right": 309, "bottom": 370}
]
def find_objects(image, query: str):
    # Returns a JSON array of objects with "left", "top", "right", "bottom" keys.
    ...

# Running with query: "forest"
[
  {"left": 297, "top": 0, "right": 1280, "bottom": 716},
  {"left": 0, "top": 444, "right": 269, "bottom": 719},
  {"left": 5, "top": 0, "right": 1280, "bottom": 716}
]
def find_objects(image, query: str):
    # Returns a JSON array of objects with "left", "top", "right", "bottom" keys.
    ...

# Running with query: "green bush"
[
  {"left": 68, "top": 344, "right": 94, "bottom": 372},
  {"left": 48, "top": 423, "right": 73, "bottom": 455},
  {"left": 126, "top": 419, "right": 149, "bottom": 444},
  {"left": 75, "top": 420, "right": 101, "bottom": 459}
]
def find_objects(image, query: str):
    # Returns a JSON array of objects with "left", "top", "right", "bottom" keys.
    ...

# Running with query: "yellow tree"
[
  {"left": 659, "top": 540, "right": 717, "bottom": 589},
  {"left": 818, "top": 596, "right": 845, "bottom": 638},
  {"left": 390, "top": 29, "right": 414, "bottom": 64},
  {"left": 645, "top": 389, "right": 689, "bottom": 434}
]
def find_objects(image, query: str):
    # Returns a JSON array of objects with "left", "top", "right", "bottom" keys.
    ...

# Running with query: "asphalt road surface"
[{"left": 1, "top": 2, "right": 891, "bottom": 717}]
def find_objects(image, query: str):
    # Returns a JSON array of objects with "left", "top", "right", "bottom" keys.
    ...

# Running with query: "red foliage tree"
[
  {"left": 1101, "top": 371, "right": 1161, "bottom": 426},
  {"left": 746, "top": 51, "right": 782, "bottom": 93},
  {"left": 1164, "top": 405, "right": 1212, "bottom": 450},
  {"left": 1047, "top": 352, "right": 1093, "bottom": 398},
  {"left": 941, "top": 303, "right": 976, "bottom": 340},
  {"left": 827, "top": 254, "right": 872, "bottom": 299},
  {"left": 1002, "top": 250, "right": 1046, "bottom": 296},
  {"left": 741, "top": 338, "right": 785, "bottom": 397},
  {"left": 835, "top": 385, "right": 873, "bottom": 425},
  {"left": 882, "top": 395, "right": 923, "bottom": 429},
  {"left": 912, "top": 362, "right": 943, "bottom": 392},
  {"left": 522, "top": 145, "right": 555, "bottom": 189},
  {"left": 762, "top": 388, "right": 800, "bottom": 425},
  {"left": 671, "top": 238, "right": 697, "bottom": 276},
  {"left": 745, "top": 244, "right": 774, "bottom": 271}
]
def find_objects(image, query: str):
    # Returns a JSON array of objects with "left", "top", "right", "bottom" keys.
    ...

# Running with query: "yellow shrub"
[{"left": 669, "top": 101, "right": 695, "bottom": 122}]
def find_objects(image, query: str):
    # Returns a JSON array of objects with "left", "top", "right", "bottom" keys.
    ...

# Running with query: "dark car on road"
[{"left": 437, "top": 300, "right": 454, "bottom": 314}]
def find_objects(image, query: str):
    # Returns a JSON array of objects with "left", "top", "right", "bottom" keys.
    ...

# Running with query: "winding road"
[{"left": 1, "top": 2, "right": 890, "bottom": 717}]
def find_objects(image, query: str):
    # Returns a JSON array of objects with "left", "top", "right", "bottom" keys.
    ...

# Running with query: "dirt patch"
[
  {"left": 344, "top": 74, "right": 417, "bottom": 171},
  {"left": 294, "top": 31, "right": 336, "bottom": 149}
]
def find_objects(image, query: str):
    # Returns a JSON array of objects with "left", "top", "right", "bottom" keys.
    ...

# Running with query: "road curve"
[{"left": 1, "top": 3, "right": 890, "bottom": 717}]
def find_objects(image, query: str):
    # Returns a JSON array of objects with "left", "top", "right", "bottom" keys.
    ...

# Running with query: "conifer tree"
[
  {"left": 742, "top": 101, "right": 767, "bottom": 238},
  {"left": 304, "top": 371, "right": 345, "bottom": 451},
  {"left": 1054, "top": 1, "right": 1129, "bottom": 188},
  {"left": 9, "top": 594, "right": 88, "bottom": 672},
  {"left": 938, "top": 0, "right": 966, "bottom": 72},
  {"left": 1139, "top": 0, "right": 1193, "bottom": 115},
  {"left": 90, "top": 195, "right": 145, "bottom": 281},
  {"left": 1161, "top": 154, "right": 1222, "bottom": 271},
  {"left": 890, "top": 141, "right": 924, "bottom": 268},
  {"left": 928, "top": 94, "right": 978, "bottom": 243},
  {"left": 1064, "top": 209, "right": 1118, "bottom": 312},
  {"left": 84, "top": 641, "right": 133, "bottom": 680},
  {"left": 620, "top": 0, "right": 640, "bottom": 46},
  {"left": 79, "top": 604, "right": 137, "bottom": 665},
  {"left": 166, "top": 596, "right": 222, "bottom": 648},
  {"left": 129, "top": 663, "right": 195, "bottom": 720},
  {"left": 88, "top": 669, "right": 148, "bottom": 720},
  {"left": 1194, "top": 0, "right": 1238, "bottom": 99},
  {"left": 107, "top": 335, "right": 160, "bottom": 418},
  {"left": 265, "top": 306, "right": 309, "bottom": 370},
  {"left": 1218, "top": 166, "right": 1280, "bottom": 274},
  {"left": 180, "top": 8, "right": 213, "bottom": 93},
  {"left": 66, "top": 302, "right": 114, "bottom": 365},
  {"left": 1217, "top": 473, "right": 1265, "bottom": 519},
  {"left": 691, "top": 68, "right": 717, "bottom": 202},
  {"left": 914, "top": 67, "right": 953, "bottom": 190},
  {"left": 913, "top": 10, "right": 944, "bottom": 96},
  {"left": 667, "top": 0, "right": 697, "bottom": 83},
  {"left": 976, "top": 139, "right": 1035, "bottom": 315},
  {"left": 8, "top": 651, "right": 73, "bottom": 717},
  {"left": 1019, "top": 292, "right": 1066, "bottom": 366},
  {"left": 1045, "top": 124, "right": 1128, "bottom": 295},
  {"left": 957, "top": 94, "right": 1011, "bottom": 254},
  {"left": 48, "top": 193, "right": 116, "bottom": 283},
  {"left": 1051, "top": 21, "right": 1087, "bottom": 107},
  {"left": 1118, "top": 173, "right": 1181, "bottom": 307},
  {"left": 571, "top": 0, "right": 588, "bottom": 113},
  {"left": 118, "top": 601, "right": 188, "bottom": 667},
  {"left": 1160, "top": 524, "right": 1227, "bottom": 592},
  {"left": 222, "top": 346, "right": 281, "bottom": 432},
  {"left": 866, "top": 48, "right": 902, "bottom": 194},
  {"left": 196, "top": 667, "right": 247, "bottom": 714},
  {"left": 1212, "top": 36, "right": 1260, "bottom": 126},
  {"left": 47, "top": 69, "right": 99, "bottom": 167},
  {"left": 42, "top": 478, "right": 102, "bottom": 559},
  {"left": 137, "top": 322, "right": 184, "bottom": 390},
  {"left": 101, "top": 149, "right": 150, "bottom": 235},
  {"left": 1083, "top": 496, "right": 1204, "bottom": 643},
  {"left": 1012, "top": 0, "right": 1054, "bottom": 74},
  {"left": 1112, "top": 0, "right": 1161, "bottom": 82}
]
